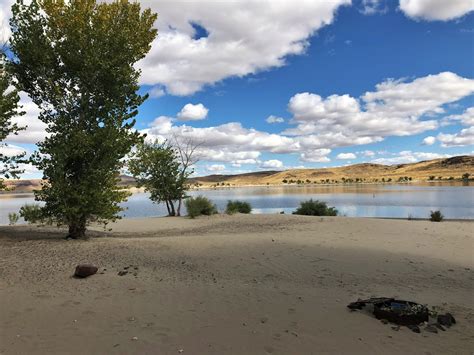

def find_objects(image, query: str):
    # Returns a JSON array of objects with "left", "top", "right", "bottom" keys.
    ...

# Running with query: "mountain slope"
[{"left": 190, "top": 155, "right": 474, "bottom": 186}]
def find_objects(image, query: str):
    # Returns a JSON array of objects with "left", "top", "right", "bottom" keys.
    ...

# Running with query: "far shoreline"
[{"left": 1, "top": 179, "right": 471, "bottom": 195}]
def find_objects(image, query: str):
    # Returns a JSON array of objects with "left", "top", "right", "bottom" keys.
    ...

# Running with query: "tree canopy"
[
  {"left": 128, "top": 140, "right": 191, "bottom": 217},
  {"left": 0, "top": 50, "right": 24, "bottom": 190},
  {"left": 8, "top": 0, "right": 157, "bottom": 238}
]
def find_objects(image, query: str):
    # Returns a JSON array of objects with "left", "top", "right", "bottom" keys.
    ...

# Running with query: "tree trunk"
[
  {"left": 68, "top": 220, "right": 87, "bottom": 239},
  {"left": 177, "top": 198, "right": 182, "bottom": 216},
  {"left": 169, "top": 200, "right": 176, "bottom": 216}
]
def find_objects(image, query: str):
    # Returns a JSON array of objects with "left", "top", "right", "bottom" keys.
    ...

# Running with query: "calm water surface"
[{"left": 0, "top": 183, "right": 472, "bottom": 225}]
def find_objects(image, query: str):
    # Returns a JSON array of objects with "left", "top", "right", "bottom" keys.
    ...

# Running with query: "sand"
[{"left": 0, "top": 214, "right": 473, "bottom": 354}]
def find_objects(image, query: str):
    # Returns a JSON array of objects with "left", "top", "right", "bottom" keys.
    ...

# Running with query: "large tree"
[
  {"left": 0, "top": 49, "right": 24, "bottom": 190},
  {"left": 8, "top": 0, "right": 157, "bottom": 238}
]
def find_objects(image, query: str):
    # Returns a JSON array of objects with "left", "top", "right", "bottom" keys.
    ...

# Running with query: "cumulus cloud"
[
  {"left": 399, "top": 0, "right": 474, "bottom": 21},
  {"left": 300, "top": 149, "right": 332, "bottom": 163},
  {"left": 437, "top": 127, "right": 474, "bottom": 147},
  {"left": 0, "top": 144, "right": 26, "bottom": 157},
  {"left": 260, "top": 159, "right": 283, "bottom": 169},
  {"left": 266, "top": 115, "right": 285, "bottom": 124},
  {"left": 148, "top": 86, "right": 166, "bottom": 98},
  {"left": 6, "top": 92, "right": 47, "bottom": 145},
  {"left": 284, "top": 72, "right": 474, "bottom": 147},
  {"left": 446, "top": 107, "right": 474, "bottom": 126},
  {"left": 422, "top": 136, "right": 436, "bottom": 145},
  {"left": 371, "top": 151, "right": 451, "bottom": 165},
  {"left": 135, "top": 0, "right": 350, "bottom": 95},
  {"left": 337, "top": 152, "right": 357, "bottom": 160},
  {"left": 177, "top": 103, "right": 209, "bottom": 121}
]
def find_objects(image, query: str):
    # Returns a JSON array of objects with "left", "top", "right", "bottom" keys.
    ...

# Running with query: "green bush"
[
  {"left": 185, "top": 196, "right": 218, "bottom": 218},
  {"left": 8, "top": 212, "right": 19, "bottom": 225},
  {"left": 19, "top": 204, "right": 44, "bottom": 224},
  {"left": 226, "top": 200, "right": 252, "bottom": 214},
  {"left": 293, "top": 199, "right": 338, "bottom": 216},
  {"left": 430, "top": 210, "right": 443, "bottom": 222}
]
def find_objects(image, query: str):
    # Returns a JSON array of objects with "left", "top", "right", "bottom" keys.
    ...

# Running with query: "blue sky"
[{"left": 2, "top": 0, "right": 474, "bottom": 177}]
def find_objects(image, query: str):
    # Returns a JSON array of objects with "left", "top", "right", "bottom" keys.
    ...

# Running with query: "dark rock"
[
  {"left": 437, "top": 313, "right": 455, "bottom": 327},
  {"left": 435, "top": 324, "right": 446, "bottom": 331},
  {"left": 74, "top": 264, "right": 98, "bottom": 278},
  {"left": 118, "top": 270, "right": 128, "bottom": 276},
  {"left": 407, "top": 325, "right": 420, "bottom": 333},
  {"left": 391, "top": 326, "right": 400, "bottom": 331}
]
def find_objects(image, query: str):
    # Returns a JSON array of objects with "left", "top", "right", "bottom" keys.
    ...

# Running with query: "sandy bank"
[{"left": 0, "top": 215, "right": 473, "bottom": 354}]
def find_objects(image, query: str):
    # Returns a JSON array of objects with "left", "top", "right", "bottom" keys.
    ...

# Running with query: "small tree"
[
  {"left": 462, "top": 173, "right": 470, "bottom": 181},
  {"left": 0, "top": 49, "right": 25, "bottom": 190},
  {"left": 129, "top": 141, "right": 184, "bottom": 216},
  {"left": 172, "top": 135, "right": 201, "bottom": 216},
  {"left": 9, "top": 0, "right": 157, "bottom": 239}
]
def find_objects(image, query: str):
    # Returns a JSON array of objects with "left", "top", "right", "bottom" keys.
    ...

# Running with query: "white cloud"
[
  {"left": 148, "top": 86, "right": 166, "bottom": 98},
  {"left": 337, "top": 152, "right": 357, "bottom": 160},
  {"left": 0, "top": 1, "right": 12, "bottom": 43},
  {"left": 399, "top": 0, "right": 474, "bottom": 21},
  {"left": 300, "top": 151, "right": 331, "bottom": 163},
  {"left": 422, "top": 136, "right": 436, "bottom": 145},
  {"left": 6, "top": 92, "right": 48, "bottom": 144},
  {"left": 206, "top": 164, "right": 226, "bottom": 172},
  {"left": 136, "top": 0, "right": 350, "bottom": 95},
  {"left": 266, "top": 115, "right": 285, "bottom": 124},
  {"left": 372, "top": 151, "right": 451, "bottom": 165},
  {"left": 260, "top": 159, "right": 283, "bottom": 169},
  {"left": 446, "top": 107, "right": 474, "bottom": 126},
  {"left": 361, "top": 0, "right": 387, "bottom": 15},
  {"left": 284, "top": 72, "right": 474, "bottom": 146},
  {"left": 177, "top": 103, "right": 209, "bottom": 121},
  {"left": 437, "top": 127, "right": 474, "bottom": 147},
  {"left": 0, "top": 144, "right": 26, "bottom": 157}
]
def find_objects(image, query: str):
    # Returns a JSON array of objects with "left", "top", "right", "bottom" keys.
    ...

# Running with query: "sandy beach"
[{"left": 0, "top": 214, "right": 473, "bottom": 354}]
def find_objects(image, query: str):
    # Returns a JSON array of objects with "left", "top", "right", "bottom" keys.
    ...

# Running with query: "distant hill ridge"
[
  {"left": 189, "top": 155, "right": 474, "bottom": 186},
  {"left": 2, "top": 155, "right": 473, "bottom": 192}
]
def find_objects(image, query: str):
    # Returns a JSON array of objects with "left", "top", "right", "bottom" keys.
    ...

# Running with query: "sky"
[{"left": 1, "top": 0, "right": 474, "bottom": 178}]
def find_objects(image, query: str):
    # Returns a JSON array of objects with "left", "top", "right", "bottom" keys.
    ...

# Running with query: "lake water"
[{"left": 0, "top": 183, "right": 472, "bottom": 225}]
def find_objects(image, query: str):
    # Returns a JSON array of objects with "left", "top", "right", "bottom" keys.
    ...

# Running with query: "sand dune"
[{"left": 0, "top": 214, "right": 473, "bottom": 354}]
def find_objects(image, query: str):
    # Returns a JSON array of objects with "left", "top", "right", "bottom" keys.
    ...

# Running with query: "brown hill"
[{"left": 190, "top": 155, "right": 474, "bottom": 186}]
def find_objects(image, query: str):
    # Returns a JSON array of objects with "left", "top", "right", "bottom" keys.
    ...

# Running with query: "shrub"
[
  {"left": 430, "top": 210, "right": 443, "bottom": 222},
  {"left": 293, "top": 199, "right": 338, "bottom": 216},
  {"left": 19, "top": 204, "right": 44, "bottom": 224},
  {"left": 185, "top": 196, "right": 217, "bottom": 218},
  {"left": 226, "top": 200, "right": 252, "bottom": 214},
  {"left": 8, "top": 212, "right": 19, "bottom": 225}
]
